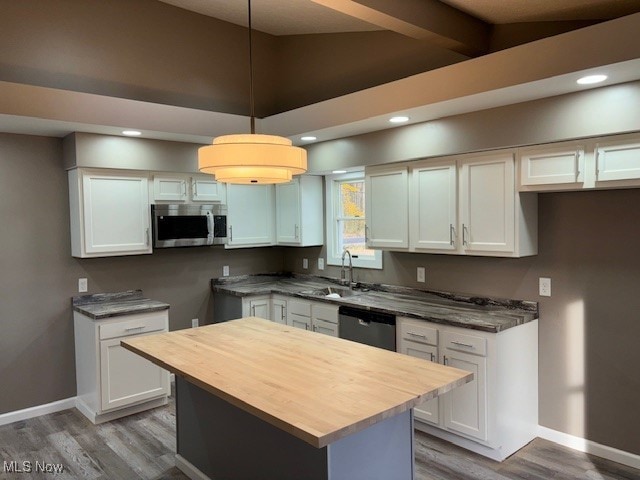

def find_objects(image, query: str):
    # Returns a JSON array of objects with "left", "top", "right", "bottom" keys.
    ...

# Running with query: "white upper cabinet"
[
  {"left": 459, "top": 153, "right": 515, "bottom": 255},
  {"left": 226, "top": 184, "right": 275, "bottom": 248},
  {"left": 518, "top": 144, "right": 585, "bottom": 187},
  {"left": 596, "top": 138, "right": 640, "bottom": 183},
  {"left": 192, "top": 174, "right": 226, "bottom": 203},
  {"left": 152, "top": 176, "right": 188, "bottom": 202},
  {"left": 69, "top": 169, "right": 152, "bottom": 258},
  {"left": 275, "top": 176, "right": 323, "bottom": 246},
  {"left": 151, "top": 173, "right": 225, "bottom": 204},
  {"left": 365, "top": 166, "right": 409, "bottom": 249},
  {"left": 410, "top": 160, "right": 458, "bottom": 252}
]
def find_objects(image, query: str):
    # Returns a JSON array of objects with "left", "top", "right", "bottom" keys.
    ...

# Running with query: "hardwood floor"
[{"left": 1, "top": 395, "right": 638, "bottom": 479}]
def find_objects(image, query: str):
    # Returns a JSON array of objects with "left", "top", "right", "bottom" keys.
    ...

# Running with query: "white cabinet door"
[
  {"left": 289, "top": 313, "right": 311, "bottom": 331},
  {"left": 518, "top": 145, "right": 584, "bottom": 186},
  {"left": 99, "top": 337, "right": 169, "bottom": 412},
  {"left": 82, "top": 172, "right": 152, "bottom": 255},
  {"left": 192, "top": 175, "right": 226, "bottom": 203},
  {"left": 410, "top": 161, "right": 457, "bottom": 252},
  {"left": 275, "top": 179, "right": 301, "bottom": 244},
  {"left": 365, "top": 167, "right": 409, "bottom": 249},
  {"left": 152, "top": 176, "right": 188, "bottom": 202},
  {"left": 249, "top": 298, "right": 271, "bottom": 320},
  {"left": 442, "top": 348, "right": 487, "bottom": 442},
  {"left": 226, "top": 184, "right": 275, "bottom": 247},
  {"left": 271, "top": 297, "right": 287, "bottom": 325},
  {"left": 401, "top": 341, "right": 439, "bottom": 424},
  {"left": 312, "top": 318, "right": 338, "bottom": 337},
  {"left": 459, "top": 154, "right": 515, "bottom": 254},
  {"left": 596, "top": 140, "right": 640, "bottom": 182}
]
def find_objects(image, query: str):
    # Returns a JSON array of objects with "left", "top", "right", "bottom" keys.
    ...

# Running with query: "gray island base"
[{"left": 175, "top": 377, "right": 414, "bottom": 480}]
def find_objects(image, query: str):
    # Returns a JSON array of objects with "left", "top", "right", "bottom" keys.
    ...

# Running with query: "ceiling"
[
  {"left": 1, "top": 2, "right": 639, "bottom": 147},
  {"left": 159, "top": 0, "right": 640, "bottom": 35}
]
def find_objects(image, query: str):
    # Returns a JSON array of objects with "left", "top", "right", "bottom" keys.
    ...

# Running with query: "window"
[{"left": 325, "top": 172, "right": 382, "bottom": 269}]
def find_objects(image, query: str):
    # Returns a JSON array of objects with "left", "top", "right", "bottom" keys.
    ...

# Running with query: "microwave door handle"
[{"left": 206, "top": 211, "right": 214, "bottom": 244}]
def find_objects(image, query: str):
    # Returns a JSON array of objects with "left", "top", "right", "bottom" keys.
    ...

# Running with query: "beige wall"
[
  {"left": 284, "top": 189, "right": 640, "bottom": 456},
  {"left": 0, "top": 132, "right": 283, "bottom": 414}
]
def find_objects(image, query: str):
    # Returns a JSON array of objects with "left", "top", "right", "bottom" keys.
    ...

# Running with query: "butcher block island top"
[{"left": 122, "top": 317, "right": 472, "bottom": 448}]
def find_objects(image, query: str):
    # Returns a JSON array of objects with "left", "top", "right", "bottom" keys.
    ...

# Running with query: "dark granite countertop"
[
  {"left": 72, "top": 290, "right": 170, "bottom": 320},
  {"left": 211, "top": 274, "right": 538, "bottom": 333}
]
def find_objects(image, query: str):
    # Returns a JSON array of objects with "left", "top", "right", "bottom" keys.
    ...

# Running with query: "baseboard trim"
[
  {"left": 0, "top": 397, "right": 76, "bottom": 427},
  {"left": 538, "top": 426, "right": 640, "bottom": 470},
  {"left": 175, "top": 454, "right": 210, "bottom": 480}
]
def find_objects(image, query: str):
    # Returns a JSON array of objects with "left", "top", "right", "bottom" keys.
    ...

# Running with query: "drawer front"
[
  {"left": 311, "top": 303, "right": 338, "bottom": 324},
  {"left": 288, "top": 299, "right": 311, "bottom": 317},
  {"left": 399, "top": 320, "right": 438, "bottom": 346},
  {"left": 99, "top": 312, "right": 168, "bottom": 340},
  {"left": 443, "top": 330, "right": 487, "bottom": 356}
]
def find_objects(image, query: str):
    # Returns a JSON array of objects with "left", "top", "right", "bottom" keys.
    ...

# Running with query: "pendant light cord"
[{"left": 248, "top": 0, "right": 256, "bottom": 134}]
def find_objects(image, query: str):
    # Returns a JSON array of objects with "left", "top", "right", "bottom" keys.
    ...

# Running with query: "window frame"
[{"left": 325, "top": 172, "right": 383, "bottom": 269}]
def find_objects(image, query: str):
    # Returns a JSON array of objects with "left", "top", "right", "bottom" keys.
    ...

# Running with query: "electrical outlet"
[
  {"left": 303, "top": 258, "right": 309, "bottom": 269},
  {"left": 78, "top": 278, "right": 88, "bottom": 293},
  {"left": 318, "top": 258, "right": 325, "bottom": 270},
  {"left": 191, "top": 318, "right": 199, "bottom": 328},
  {"left": 539, "top": 277, "right": 551, "bottom": 297},
  {"left": 417, "top": 267, "right": 426, "bottom": 283},
  {"left": 222, "top": 265, "right": 229, "bottom": 277}
]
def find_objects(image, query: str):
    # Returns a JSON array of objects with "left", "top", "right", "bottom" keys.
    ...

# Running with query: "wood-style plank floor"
[{"left": 1, "top": 394, "right": 638, "bottom": 479}]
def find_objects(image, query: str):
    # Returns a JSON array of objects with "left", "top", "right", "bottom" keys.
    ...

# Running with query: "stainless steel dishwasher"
[{"left": 338, "top": 306, "right": 396, "bottom": 351}]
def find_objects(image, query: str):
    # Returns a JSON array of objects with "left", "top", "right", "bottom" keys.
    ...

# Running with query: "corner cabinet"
[
  {"left": 226, "top": 184, "right": 275, "bottom": 248},
  {"left": 397, "top": 317, "right": 538, "bottom": 461},
  {"left": 74, "top": 310, "right": 170, "bottom": 424},
  {"left": 275, "top": 176, "right": 323, "bottom": 246},
  {"left": 69, "top": 169, "right": 152, "bottom": 258}
]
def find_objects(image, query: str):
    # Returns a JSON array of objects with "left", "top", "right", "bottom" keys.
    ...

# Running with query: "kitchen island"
[{"left": 122, "top": 317, "right": 472, "bottom": 480}]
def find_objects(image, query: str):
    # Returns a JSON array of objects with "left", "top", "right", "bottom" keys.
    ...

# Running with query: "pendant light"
[{"left": 198, "top": 0, "right": 307, "bottom": 184}]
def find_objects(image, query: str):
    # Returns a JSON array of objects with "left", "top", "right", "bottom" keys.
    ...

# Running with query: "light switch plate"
[
  {"left": 303, "top": 258, "right": 309, "bottom": 269},
  {"left": 78, "top": 278, "right": 88, "bottom": 293},
  {"left": 539, "top": 277, "right": 551, "bottom": 297},
  {"left": 417, "top": 267, "right": 426, "bottom": 283},
  {"left": 191, "top": 318, "right": 199, "bottom": 328},
  {"left": 318, "top": 258, "right": 325, "bottom": 270},
  {"left": 222, "top": 265, "right": 229, "bottom": 277}
]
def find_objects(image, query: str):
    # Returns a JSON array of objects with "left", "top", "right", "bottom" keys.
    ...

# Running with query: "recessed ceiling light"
[
  {"left": 389, "top": 116, "right": 409, "bottom": 124},
  {"left": 301, "top": 136, "right": 317, "bottom": 141},
  {"left": 332, "top": 170, "right": 347, "bottom": 174},
  {"left": 122, "top": 130, "right": 142, "bottom": 136},
  {"left": 577, "top": 74, "right": 607, "bottom": 85}
]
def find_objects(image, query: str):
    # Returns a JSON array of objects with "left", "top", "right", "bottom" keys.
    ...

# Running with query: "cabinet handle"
[
  {"left": 183, "top": 181, "right": 187, "bottom": 197},
  {"left": 146, "top": 228, "right": 150, "bottom": 246},
  {"left": 295, "top": 224, "right": 299, "bottom": 240},
  {"left": 430, "top": 353, "right": 435, "bottom": 362},
  {"left": 229, "top": 225, "right": 233, "bottom": 241},
  {"left": 443, "top": 355, "right": 448, "bottom": 365},
  {"left": 193, "top": 181, "right": 198, "bottom": 197},
  {"left": 282, "top": 308, "right": 286, "bottom": 321},
  {"left": 451, "top": 341, "right": 474, "bottom": 348},
  {"left": 407, "top": 332, "right": 427, "bottom": 339},
  {"left": 462, "top": 224, "right": 469, "bottom": 246},
  {"left": 251, "top": 306, "right": 255, "bottom": 316},
  {"left": 125, "top": 325, "right": 146, "bottom": 331},
  {"left": 449, "top": 224, "right": 455, "bottom": 246},
  {"left": 365, "top": 225, "right": 369, "bottom": 242}
]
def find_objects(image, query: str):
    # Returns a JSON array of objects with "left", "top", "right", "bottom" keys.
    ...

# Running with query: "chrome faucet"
[{"left": 340, "top": 250, "right": 353, "bottom": 289}]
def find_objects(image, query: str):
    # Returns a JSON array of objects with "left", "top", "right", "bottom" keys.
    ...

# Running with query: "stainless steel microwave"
[{"left": 152, "top": 204, "right": 227, "bottom": 248}]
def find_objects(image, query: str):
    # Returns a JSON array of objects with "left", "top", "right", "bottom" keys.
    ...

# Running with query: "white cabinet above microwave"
[{"left": 151, "top": 173, "right": 226, "bottom": 204}]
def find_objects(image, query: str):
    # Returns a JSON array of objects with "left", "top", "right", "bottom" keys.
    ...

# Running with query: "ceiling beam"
[{"left": 312, "top": 0, "right": 489, "bottom": 56}]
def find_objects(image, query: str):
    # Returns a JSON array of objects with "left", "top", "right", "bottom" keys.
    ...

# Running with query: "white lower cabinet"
[
  {"left": 271, "top": 295, "right": 288, "bottom": 325},
  {"left": 74, "top": 310, "right": 170, "bottom": 424},
  {"left": 285, "top": 298, "right": 339, "bottom": 336},
  {"left": 397, "top": 316, "right": 538, "bottom": 461},
  {"left": 242, "top": 295, "right": 271, "bottom": 320}
]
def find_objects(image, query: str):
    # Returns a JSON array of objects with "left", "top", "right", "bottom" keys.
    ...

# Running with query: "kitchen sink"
[{"left": 302, "top": 286, "right": 363, "bottom": 298}]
